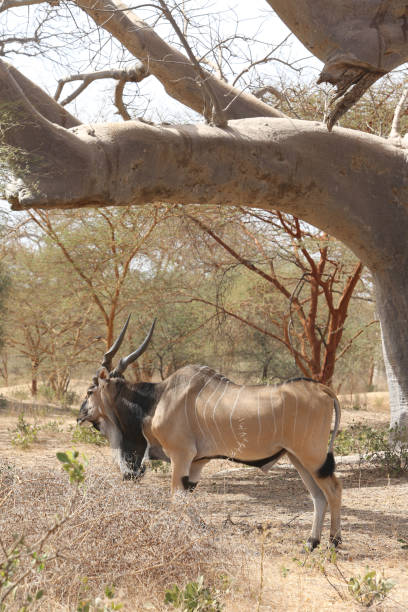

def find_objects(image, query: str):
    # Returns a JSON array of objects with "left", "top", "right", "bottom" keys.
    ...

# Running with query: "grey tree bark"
[
  {"left": 2, "top": 0, "right": 408, "bottom": 434},
  {"left": 268, "top": 0, "right": 408, "bottom": 128}
]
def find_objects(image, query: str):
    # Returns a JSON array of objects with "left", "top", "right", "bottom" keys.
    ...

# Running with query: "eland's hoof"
[
  {"left": 306, "top": 537, "right": 320, "bottom": 551},
  {"left": 330, "top": 534, "right": 342, "bottom": 548}
]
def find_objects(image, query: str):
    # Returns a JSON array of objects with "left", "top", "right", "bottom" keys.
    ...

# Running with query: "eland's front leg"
[
  {"left": 188, "top": 458, "right": 210, "bottom": 489},
  {"left": 169, "top": 447, "right": 197, "bottom": 495}
]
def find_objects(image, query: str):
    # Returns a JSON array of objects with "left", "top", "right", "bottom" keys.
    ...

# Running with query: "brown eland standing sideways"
[{"left": 77, "top": 315, "right": 342, "bottom": 551}]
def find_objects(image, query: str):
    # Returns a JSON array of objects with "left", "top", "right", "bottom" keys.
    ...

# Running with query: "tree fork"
[{"left": 73, "top": 0, "right": 285, "bottom": 121}]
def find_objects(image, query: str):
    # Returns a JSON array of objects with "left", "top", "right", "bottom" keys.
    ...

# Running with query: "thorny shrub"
[
  {"left": 38, "top": 385, "right": 78, "bottom": 407},
  {"left": 150, "top": 460, "right": 170, "bottom": 473},
  {"left": 0, "top": 456, "right": 245, "bottom": 610},
  {"left": 334, "top": 424, "right": 379, "bottom": 456},
  {"left": 41, "top": 420, "right": 64, "bottom": 433},
  {"left": 0, "top": 451, "right": 87, "bottom": 610},
  {"left": 77, "top": 584, "right": 124, "bottom": 611}
]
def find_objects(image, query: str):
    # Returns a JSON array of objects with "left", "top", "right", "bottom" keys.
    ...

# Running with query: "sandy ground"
[{"left": 1, "top": 389, "right": 408, "bottom": 610}]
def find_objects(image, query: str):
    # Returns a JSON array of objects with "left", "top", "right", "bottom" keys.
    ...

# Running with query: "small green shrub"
[
  {"left": 150, "top": 460, "right": 170, "bottom": 473},
  {"left": 71, "top": 425, "right": 108, "bottom": 447},
  {"left": 42, "top": 420, "right": 64, "bottom": 433},
  {"left": 56, "top": 450, "right": 87, "bottom": 484},
  {"left": 77, "top": 585, "right": 123, "bottom": 611},
  {"left": 38, "top": 385, "right": 78, "bottom": 407},
  {"left": 334, "top": 424, "right": 379, "bottom": 456},
  {"left": 0, "top": 533, "right": 46, "bottom": 610},
  {"left": 10, "top": 414, "right": 39, "bottom": 448},
  {"left": 335, "top": 424, "right": 408, "bottom": 474},
  {"left": 293, "top": 543, "right": 338, "bottom": 573},
  {"left": 348, "top": 569, "right": 394, "bottom": 607},
  {"left": 398, "top": 536, "right": 408, "bottom": 550},
  {"left": 364, "top": 426, "right": 408, "bottom": 475},
  {"left": 164, "top": 576, "right": 225, "bottom": 611}
]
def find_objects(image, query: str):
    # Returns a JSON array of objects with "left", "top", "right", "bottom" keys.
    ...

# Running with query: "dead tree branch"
[
  {"left": 253, "top": 85, "right": 283, "bottom": 101},
  {"left": 54, "top": 63, "right": 149, "bottom": 112}
]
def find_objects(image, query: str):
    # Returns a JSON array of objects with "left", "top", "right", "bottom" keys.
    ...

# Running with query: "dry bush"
[{"left": 0, "top": 458, "right": 248, "bottom": 610}]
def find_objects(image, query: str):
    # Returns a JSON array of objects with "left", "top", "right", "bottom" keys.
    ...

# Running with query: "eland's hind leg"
[
  {"left": 312, "top": 471, "right": 342, "bottom": 547},
  {"left": 288, "top": 452, "right": 328, "bottom": 551}
]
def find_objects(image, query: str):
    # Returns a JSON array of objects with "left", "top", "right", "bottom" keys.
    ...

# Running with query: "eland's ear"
[{"left": 98, "top": 367, "right": 110, "bottom": 380}]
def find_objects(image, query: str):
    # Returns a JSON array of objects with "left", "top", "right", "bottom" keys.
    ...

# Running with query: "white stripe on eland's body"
[
  {"left": 202, "top": 377, "right": 225, "bottom": 447},
  {"left": 229, "top": 385, "right": 245, "bottom": 451},
  {"left": 194, "top": 371, "right": 218, "bottom": 439},
  {"left": 257, "top": 388, "right": 262, "bottom": 446},
  {"left": 281, "top": 387, "right": 285, "bottom": 440},
  {"left": 212, "top": 379, "right": 229, "bottom": 445},
  {"left": 293, "top": 389, "right": 298, "bottom": 444},
  {"left": 302, "top": 397, "right": 311, "bottom": 450},
  {"left": 184, "top": 366, "right": 208, "bottom": 427},
  {"left": 270, "top": 386, "right": 278, "bottom": 437}
]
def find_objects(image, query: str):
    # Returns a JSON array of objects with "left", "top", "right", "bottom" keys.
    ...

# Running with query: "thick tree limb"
[
  {"left": 267, "top": 0, "right": 408, "bottom": 128},
  {"left": 3, "top": 59, "right": 407, "bottom": 277},
  {"left": 0, "top": 0, "right": 46, "bottom": 12},
  {"left": 5, "top": 63, "right": 80, "bottom": 128},
  {"left": 0, "top": 60, "right": 96, "bottom": 205},
  {"left": 72, "top": 0, "right": 285, "bottom": 121}
]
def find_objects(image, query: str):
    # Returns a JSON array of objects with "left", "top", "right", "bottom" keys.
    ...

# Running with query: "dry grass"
[
  {"left": 1, "top": 393, "right": 408, "bottom": 611},
  {"left": 0, "top": 459, "right": 249, "bottom": 611}
]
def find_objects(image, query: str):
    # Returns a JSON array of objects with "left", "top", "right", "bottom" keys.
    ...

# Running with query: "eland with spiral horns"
[{"left": 77, "top": 315, "right": 342, "bottom": 550}]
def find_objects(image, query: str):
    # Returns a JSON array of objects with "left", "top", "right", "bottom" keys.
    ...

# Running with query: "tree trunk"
[
  {"left": 31, "top": 359, "right": 39, "bottom": 397},
  {"left": 375, "top": 268, "right": 408, "bottom": 433},
  {"left": 0, "top": 352, "right": 8, "bottom": 386}
]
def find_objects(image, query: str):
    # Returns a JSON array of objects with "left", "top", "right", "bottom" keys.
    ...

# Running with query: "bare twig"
[{"left": 157, "top": 0, "right": 227, "bottom": 127}]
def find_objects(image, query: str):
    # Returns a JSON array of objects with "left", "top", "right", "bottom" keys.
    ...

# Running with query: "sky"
[{"left": 2, "top": 0, "right": 322, "bottom": 122}]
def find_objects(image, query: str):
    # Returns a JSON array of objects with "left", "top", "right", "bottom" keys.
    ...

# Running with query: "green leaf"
[{"left": 56, "top": 452, "right": 69, "bottom": 463}]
